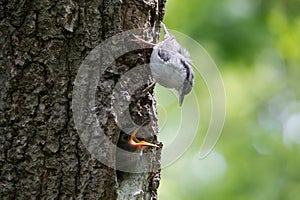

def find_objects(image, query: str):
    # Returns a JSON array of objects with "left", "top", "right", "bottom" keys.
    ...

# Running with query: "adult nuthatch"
[{"left": 133, "top": 23, "right": 194, "bottom": 106}]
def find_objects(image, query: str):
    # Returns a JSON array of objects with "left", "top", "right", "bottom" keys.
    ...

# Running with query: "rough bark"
[{"left": 0, "top": 0, "right": 166, "bottom": 199}]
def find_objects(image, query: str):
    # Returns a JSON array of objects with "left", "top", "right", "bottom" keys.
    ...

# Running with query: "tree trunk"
[{"left": 0, "top": 0, "right": 166, "bottom": 199}]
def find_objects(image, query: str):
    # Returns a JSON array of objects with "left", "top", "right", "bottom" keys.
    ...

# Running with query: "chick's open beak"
[{"left": 129, "top": 127, "right": 159, "bottom": 148}]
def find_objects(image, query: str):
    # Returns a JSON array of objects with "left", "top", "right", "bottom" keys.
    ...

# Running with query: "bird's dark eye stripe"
[
  {"left": 158, "top": 48, "right": 170, "bottom": 62},
  {"left": 180, "top": 59, "right": 190, "bottom": 80}
]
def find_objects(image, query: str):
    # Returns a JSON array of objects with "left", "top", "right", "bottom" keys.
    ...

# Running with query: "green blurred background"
[{"left": 157, "top": 0, "right": 300, "bottom": 199}]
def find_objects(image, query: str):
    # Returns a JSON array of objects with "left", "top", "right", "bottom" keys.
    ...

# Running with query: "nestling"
[{"left": 117, "top": 126, "right": 159, "bottom": 154}]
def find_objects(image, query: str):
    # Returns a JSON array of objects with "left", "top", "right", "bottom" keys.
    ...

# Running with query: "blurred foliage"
[{"left": 157, "top": 0, "right": 300, "bottom": 199}]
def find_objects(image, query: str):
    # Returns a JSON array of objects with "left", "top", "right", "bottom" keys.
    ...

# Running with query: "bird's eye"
[
  {"left": 119, "top": 132, "right": 130, "bottom": 142},
  {"left": 158, "top": 48, "right": 170, "bottom": 62}
]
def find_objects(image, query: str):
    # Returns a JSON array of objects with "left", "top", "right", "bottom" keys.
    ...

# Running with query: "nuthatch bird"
[
  {"left": 133, "top": 23, "right": 194, "bottom": 106},
  {"left": 117, "top": 126, "right": 159, "bottom": 153}
]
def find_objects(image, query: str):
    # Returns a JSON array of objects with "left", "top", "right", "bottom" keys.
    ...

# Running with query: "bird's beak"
[
  {"left": 179, "top": 93, "right": 184, "bottom": 106},
  {"left": 129, "top": 127, "right": 159, "bottom": 148}
]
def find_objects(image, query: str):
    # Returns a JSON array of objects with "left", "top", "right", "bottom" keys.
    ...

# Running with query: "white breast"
[{"left": 150, "top": 47, "right": 185, "bottom": 91}]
